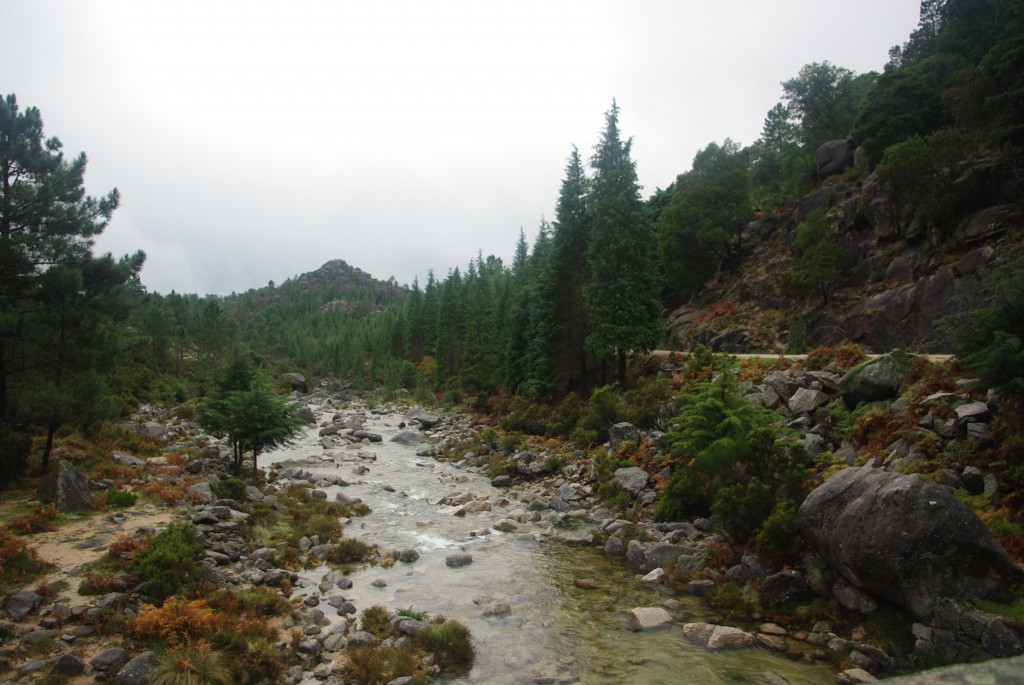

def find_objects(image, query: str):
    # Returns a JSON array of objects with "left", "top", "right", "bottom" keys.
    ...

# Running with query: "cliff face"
[{"left": 666, "top": 154, "right": 1024, "bottom": 353}]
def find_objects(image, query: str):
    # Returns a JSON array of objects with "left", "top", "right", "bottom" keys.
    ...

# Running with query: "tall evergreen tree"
[
  {"left": 0, "top": 94, "right": 122, "bottom": 426},
  {"left": 584, "top": 101, "right": 663, "bottom": 385},
  {"left": 550, "top": 146, "right": 592, "bottom": 393}
]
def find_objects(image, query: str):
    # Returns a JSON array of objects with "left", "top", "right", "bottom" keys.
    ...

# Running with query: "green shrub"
[
  {"left": 414, "top": 618, "right": 475, "bottom": 670},
  {"left": 573, "top": 385, "right": 624, "bottom": 445},
  {"left": 545, "top": 392, "right": 585, "bottom": 439},
  {"left": 654, "top": 468, "right": 710, "bottom": 521},
  {"left": 105, "top": 488, "right": 137, "bottom": 508},
  {"left": 623, "top": 377, "right": 672, "bottom": 430},
  {"left": 210, "top": 477, "right": 249, "bottom": 502},
  {"left": 591, "top": 449, "right": 633, "bottom": 507},
  {"left": 324, "top": 537, "right": 376, "bottom": 564},
  {"left": 755, "top": 499, "right": 801, "bottom": 561},
  {"left": 130, "top": 523, "right": 204, "bottom": 599},
  {"left": 712, "top": 477, "right": 774, "bottom": 543}
]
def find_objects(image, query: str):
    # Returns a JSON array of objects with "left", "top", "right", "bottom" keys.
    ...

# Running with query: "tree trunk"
[
  {"left": 252, "top": 448, "right": 260, "bottom": 486},
  {"left": 617, "top": 349, "right": 627, "bottom": 386},
  {"left": 42, "top": 415, "right": 58, "bottom": 472}
]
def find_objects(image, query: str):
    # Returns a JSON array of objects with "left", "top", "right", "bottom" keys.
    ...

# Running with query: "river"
[{"left": 264, "top": 402, "right": 835, "bottom": 685}]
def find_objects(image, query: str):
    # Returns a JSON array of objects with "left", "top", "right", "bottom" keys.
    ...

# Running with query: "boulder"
[
  {"left": 707, "top": 625, "right": 755, "bottom": 649},
  {"left": 613, "top": 467, "right": 649, "bottom": 498},
  {"left": 5, "top": 590, "right": 43, "bottom": 620},
  {"left": 445, "top": 552, "right": 473, "bottom": 568},
  {"left": 91, "top": 648, "right": 128, "bottom": 673},
  {"left": 816, "top": 138, "right": 856, "bottom": 178},
  {"left": 839, "top": 352, "right": 915, "bottom": 407},
  {"left": 114, "top": 651, "right": 158, "bottom": 685},
  {"left": 627, "top": 607, "right": 672, "bottom": 630},
  {"left": 280, "top": 373, "right": 309, "bottom": 393},
  {"left": 391, "top": 430, "right": 426, "bottom": 446},
  {"left": 37, "top": 460, "right": 92, "bottom": 512},
  {"left": 52, "top": 653, "right": 86, "bottom": 677},
  {"left": 759, "top": 570, "right": 812, "bottom": 609},
  {"left": 297, "top": 406, "right": 316, "bottom": 424},
  {"left": 406, "top": 408, "right": 440, "bottom": 429},
  {"left": 798, "top": 466, "right": 1024, "bottom": 619},
  {"left": 788, "top": 388, "right": 830, "bottom": 415},
  {"left": 608, "top": 422, "right": 641, "bottom": 448}
]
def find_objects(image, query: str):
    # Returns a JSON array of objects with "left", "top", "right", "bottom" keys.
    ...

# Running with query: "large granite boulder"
[
  {"left": 838, "top": 351, "right": 916, "bottom": 407},
  {"left": 37, "top": 460, "right": 92, "bottom": 512},
  {"left": 816, "top": 138, "right": 856, "bottom": 178},
  {"left": 798, "top": 467, "right": 1024, "bottom": 619}
]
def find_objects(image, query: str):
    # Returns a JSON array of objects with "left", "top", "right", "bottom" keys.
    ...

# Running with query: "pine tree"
[
  {"left": 550, "top": 146, "right": 592, "bottom": 393},
  {"left": 583, "top": 101, "right": 663, "bottom": 384},
  {"left": 0, "top": 94, "right": 123, "bottom": 426}
]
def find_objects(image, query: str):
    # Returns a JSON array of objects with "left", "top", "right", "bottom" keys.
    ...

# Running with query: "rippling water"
[{"left": 265, "top": 405, "right": 835, "bottom": 684}]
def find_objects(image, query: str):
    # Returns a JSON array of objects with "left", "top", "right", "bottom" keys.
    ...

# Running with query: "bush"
[
  {"left": 712, "top": 478, "right": 774, "bottom": 542},
  {"left": 131, "top": 597, "right": 217, "bottom": 644},
  {"left": 755, "top": 499, "right": 802, "bottom": 562},
  {"left": 130, "top": 523, "right": 204, "bottom": 599},
  {"left": 360, "top": 605, "right": 391, "bottom": 636},
  {"left": 105, "top": 487, "right": 137, "bottom": 508},
  {"left": 654, "top": 467, "right": 711, "bottom": 521},
  {"left": 10, "top": 504, "right": 59, "bottom": 534},
  {"left": 210, "top": 477, "right": 249, "bottom": 502},
  {"left": 152, "top": 640, "right": 232, "bottom": 685},
  {"left": 324, "top": 537, "right": 377, "bottom": 564},
  {"left": 414, "top": 618, "right": 475, "bottom": 670},
  {"left": 623, "top": 377, "right": 672, "bottom": 430},
  {"left": 591, "top": 449, "right": 633, "bottom": 507},
  {"left": 0, "top": 528, "right": 46, "bottom": 584},
  {"left": 344, "top": 645, "right": 420, "bottom": 685}
]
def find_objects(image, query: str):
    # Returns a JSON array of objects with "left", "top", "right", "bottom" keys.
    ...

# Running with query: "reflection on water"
[{"left": 266, "top": 409, "right": 835, "bottom": 684}]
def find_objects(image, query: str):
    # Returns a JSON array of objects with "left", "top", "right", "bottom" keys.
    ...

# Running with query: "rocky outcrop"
[
  {"left": 816, "top": 138, "right": 856, "bottom": 178},
  {"left": 798, "top": 466, "right": 1024, "bottom": 620}
]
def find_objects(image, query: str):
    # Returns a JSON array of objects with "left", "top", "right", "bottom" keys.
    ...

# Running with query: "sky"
[{"left": 1, "top": 0, "right": 922, "bottom": 296}]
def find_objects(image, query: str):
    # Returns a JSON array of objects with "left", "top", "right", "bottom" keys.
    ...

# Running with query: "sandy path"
[{"left": 18, "top": 506, "right": 176, "bottom": 603}]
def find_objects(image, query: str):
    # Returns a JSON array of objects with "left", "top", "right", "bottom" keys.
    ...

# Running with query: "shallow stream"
[{"left": 265, "top": 406, "right": 835, "bottom": 685}]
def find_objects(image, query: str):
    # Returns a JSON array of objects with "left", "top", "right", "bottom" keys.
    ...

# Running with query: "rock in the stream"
[
  {"left": 628, "top": 607, "right": 672, "bottom": 630},
  {"left": 799, "top": 466, "right": 1024, "bottom": 619},
  {"left": 391, "top": 430, "right": 426, "bottom": 446},
  {"left": 446, "top": 552, "right": 473, "bottom": 568}
]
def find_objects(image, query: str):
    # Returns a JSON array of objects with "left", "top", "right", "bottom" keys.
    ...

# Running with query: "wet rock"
[
  {"left": 837, "top": 668, "right": 878, "bottom": 683},
  {"left": 642, "top": 568, "right": 666, "bottom": 584},
  {"left": 483, "top": 602, "right": 512, "bottom": 617},
  {"left": 391, "top": 430, "right": 426, "bottom": 446},
  {"left": 683, "top": 622, "right": 716, "bottom": 645},
  {"left": 627, "top": 607, "right": 672, "bottom": 630},
  {"left": 707, "top": 626, "right": 755, "bottom": 649},
  {"left": 446, "top": 552, "right": 473, "bottom": 568}
]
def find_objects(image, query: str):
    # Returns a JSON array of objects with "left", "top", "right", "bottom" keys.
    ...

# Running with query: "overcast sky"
[{"left": 2, "top": 1, "right": 921, "bottom": 296}]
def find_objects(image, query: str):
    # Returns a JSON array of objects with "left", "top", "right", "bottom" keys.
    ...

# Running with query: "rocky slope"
[{"left": 666, "top": 154, "right": 1024, "bottom": 354}]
